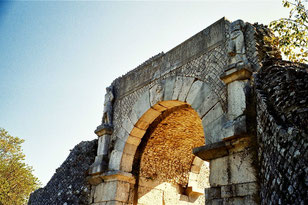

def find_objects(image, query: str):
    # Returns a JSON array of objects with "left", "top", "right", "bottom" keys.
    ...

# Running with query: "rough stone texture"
[
  {"left": 110, "top": 18, "right": 228, "bottom": 150},
  {"left": 244, "top": 23, "right": 281, "bottom": 72},
  {"left": 123, "top": 106, "right": 211, "bottom": 205},
  {"left": 138, "top": 106, "right": 204, "bottom": 186},
  {"left": 254, "top": 60, "right": 308, "bottom": 205},
  {"left": 100, "top": 18, "right": 232, "bottom": 182},
  {"left": 93, "top": 180, "right": 130, "bottom": 203},
  {"left": 28, "top": 17, "right": 308, "bottom": 205},
  {"left": 227, "top": 80, "right": 248, "bottom": 120},
  {"left": 28, "top": 140, "right": 97, "bottom": 205},
  {"left": 91, "top": 18, "right": 307, "bottom": 205},
  {"left": 135, "top": 162, "right": 209, "bottom": 205}
]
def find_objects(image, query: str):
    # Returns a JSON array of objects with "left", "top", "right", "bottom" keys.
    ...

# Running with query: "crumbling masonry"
[{"left": 29, "top": 17, "right": 308, "bottom": 205}]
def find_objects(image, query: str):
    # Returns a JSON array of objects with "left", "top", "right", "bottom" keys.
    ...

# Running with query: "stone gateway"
[{"left": 29, "top": 17, "right": 308, "bottom": 205}]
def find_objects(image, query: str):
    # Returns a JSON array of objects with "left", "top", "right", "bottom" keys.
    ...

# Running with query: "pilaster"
[
  {"left": 194, "top": 19, "right": 259, "bottom": 205},
  {"left": 89, "top": 125, "right": 113, "bottom": 177}
]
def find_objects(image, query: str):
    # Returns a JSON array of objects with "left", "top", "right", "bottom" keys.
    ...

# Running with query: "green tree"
[
  {"left": 0, "top": 128, "right": 40, "bottom": 205},
  {"left": 269, "top": 0, "right": 308, "bottom": 63}
]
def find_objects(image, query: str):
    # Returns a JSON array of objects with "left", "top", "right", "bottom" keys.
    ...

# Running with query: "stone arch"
[
  {"left": 95, "top": 75, "right": 225, "bottom": 204},
  {"left": 108, "top": 76, "right": 224, "bottom": 173},
  {"left": 89, "top": 18, "right": 260, "bottom": 205},
  {"left": 127, "top": 102, "right": 209, "bottom": 204}
]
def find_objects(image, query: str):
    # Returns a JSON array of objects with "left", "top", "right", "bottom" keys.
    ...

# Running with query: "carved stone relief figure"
[
  {"left": 102, "top": 85, "right": 114, "bottom": 127},
  {"left": 227, "top": 20, "right": 248, "bottom": 67}
]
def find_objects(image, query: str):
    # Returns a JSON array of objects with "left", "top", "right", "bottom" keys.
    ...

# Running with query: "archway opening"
[{"left": 132, "top": 103, "right": 210, "bottom": 205}]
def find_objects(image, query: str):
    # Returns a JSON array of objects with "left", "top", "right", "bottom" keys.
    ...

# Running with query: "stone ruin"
[{"left": 29, "top": 17, "right": 308, "bottom": 205}]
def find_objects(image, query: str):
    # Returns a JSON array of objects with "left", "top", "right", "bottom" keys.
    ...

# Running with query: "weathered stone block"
[
  {"left": 95, "top": 125, "right": 114, "bottom": 137},
  {"left": 150, "top": 83, "right": 164, "bottom": 106},
  {"left": 222, "top": 197, "right": 245, "bottom": 205},
  {"left": 94, "top": 180, "right": 130, "bottom": 202},
  {"left": 229, "top": 152, "right": 256, "bottom": 184},
  {"left": 137, "top": 186, "right": 163, "bottom": 205},
  {"left": 114, "top": 127, "right": 129, "bottom": 141},
  {"left": 193, "top": 141, "right": 229, "bottom": 162},
  {"left": 114, "top": 139, "right": 137, "bottom": 155},
  {"left": 123, "top": 142, "right": 137, "bottom": 155},
  {"left": 151, "top": 103, "right": 167, "bottom": 112},
  {"left": 97, "top": 134, "right": 111, "bottom": 156},
  {"left": 156, "top": 182, "right": 180, "bottom": 193},
  {"left": 221, "top": 185, "right": 233, "bottom": 198},
  {"left": 178, "top": 77, "right": 195, "bottom": 102},
  {"left": 194, "top": 91, "right": 218, "bottom": 118},
  {"left": 186, "top": 80, "right": 204, "bottom": 104},
  {"left": 159, "top": 100, "right": 185, "bottom": 108},
  {"left": 209, "top": 156, "right": 229, "bottom": 186},
  {"left": 89, "top": 155, "right": 108, "bottom": 175},
  {"left": 179, "top": 194, "right": 189, "bottom": 203},
  {"left": 88, "top": 174, "right": 103, "bottom": 186},
  {"left": 220, "top": 67, "right": 252, "bottom": 85},
  {"left": 190, "top": 82, "right": 211, "bottom": 107},
  {"left": 201, "top": 102, "right": 224, "bottom": 127},
  {"left": 163, "top": 191, "right": 181, "bottom": 205},
  {"left": 120, "top": 152, "right": 134, "bottom": 172},
  {"left": 205, "top": 187, "right": 221, "bottom": 200},
  {"left": 188, "top": 172, "right": 198, "bottom": 182},
  {"left": 130, "top": 127, "right": 146, "bottom": 138},
  {"left": 163, "top": 76, "right": 176, "bottom": 101},
  {"left": 203, "top": 115, "right": 228, "bottom": 144},
  {"left": 220, "top": 182, "right": 258, "bottom": 199},
  {"left": 132, "top": 91, "right": 151, "bottom": 120},
  {"left": 172, "top": 76, "right": 184, "bottom": 100},
  {"left": 221, "top": 115, "right": 246, "bottom": 139},
  {"left": 227, "top": 80, "right": 248, "bottom": 120},
  {"left": 235, "top": 182, "right": 258, "bottom": 197},
  {"left": 134, "top": 120, "right": 150, "bottom": 130},
  {"left": 135, "top": 108, "right": 161, "bottom": 130},
  {"left": 126, "top": 135, "right": 142, "bottom": 146},
  {"left": 93, "top": 182, "right": 106, "bottom": 202},
  {"left": 207, "top": 198, "right": 223, "bottom": 205},
  {"left": 128, "top": 110, "right": 139, "bottom": 126},
  {"left": 191, "top": 164, "right": 201, "bottom": 173},
  {"left": 121, "top": 116, "right": 134, "bottom": 134},
  {"left": 108, "top": 150, "right": 122, "bottom": 171}
]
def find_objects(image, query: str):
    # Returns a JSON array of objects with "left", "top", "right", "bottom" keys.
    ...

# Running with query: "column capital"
[
  {"left": 94, "top": 124, "right": 113, "bottom": 136},
  {"left": 220, "top": 65, "right": 252, "bottom": 84}
]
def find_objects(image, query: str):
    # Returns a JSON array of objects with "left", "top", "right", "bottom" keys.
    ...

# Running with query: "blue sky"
[{"left": 0, "top": 0, "right": 289, "bottom": 185}]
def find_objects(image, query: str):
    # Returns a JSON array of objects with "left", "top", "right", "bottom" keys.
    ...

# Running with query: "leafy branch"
[{"left": 269, "top": 0, "right": 308, "bottom": 63}]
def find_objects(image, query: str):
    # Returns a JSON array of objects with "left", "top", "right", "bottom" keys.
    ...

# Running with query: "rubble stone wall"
[
  {"left": 28, "top": 140, "right": 97, "bottom": 205},
  {"left": 254, "top": 60, "right": 308, "bottom": 205}
]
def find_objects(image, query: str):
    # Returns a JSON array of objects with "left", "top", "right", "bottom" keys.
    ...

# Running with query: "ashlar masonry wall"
[{"left": 89, "top": 18, "right": 271, "bottom": 205}]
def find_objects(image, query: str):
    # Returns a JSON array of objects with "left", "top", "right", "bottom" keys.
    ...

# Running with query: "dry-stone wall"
[
  {"left": 28, "top": 140, "right": 97, "bottom": 205},
  {"left": 254, "top": 60, "right": 308, "bottom": 205}
]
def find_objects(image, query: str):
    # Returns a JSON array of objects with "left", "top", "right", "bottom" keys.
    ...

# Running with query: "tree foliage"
[
  {"left": 0, "top": 128, "right": 40, "bottom": 205},
  {"left": 269, "top": 0, "right": 308, "bottom": 63}
]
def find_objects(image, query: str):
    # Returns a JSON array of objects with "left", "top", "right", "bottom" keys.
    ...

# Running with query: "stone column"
[
  {"left": 194, "top": 136, "right": 258, "bottom": 204},
  {"left": 193, "top": 19, "right": 259, "bottom": 205},
  {"left": 194, "top": 65, "right": 259, "bottom": 204},
  {"left": 88, "top": 125, "right": 113, "bottom": 185},
  {"left": 90, "top": 171, "right": 135, "bottom": 205}
]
